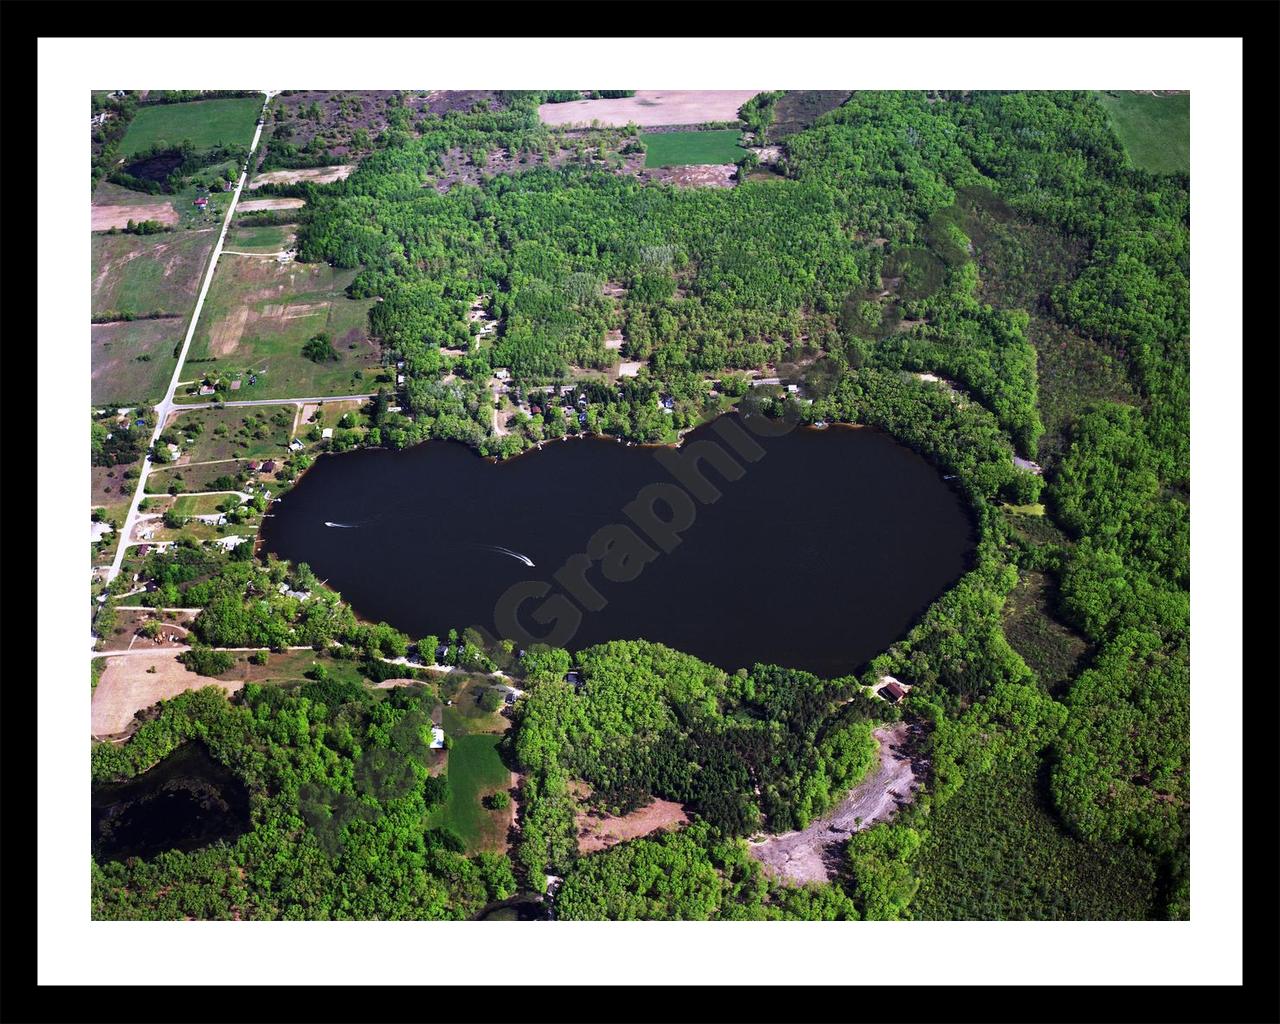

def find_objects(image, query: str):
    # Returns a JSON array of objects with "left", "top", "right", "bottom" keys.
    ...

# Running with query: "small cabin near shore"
[{"left": 875, "top": 675, "right": 911, "bottom": 703}]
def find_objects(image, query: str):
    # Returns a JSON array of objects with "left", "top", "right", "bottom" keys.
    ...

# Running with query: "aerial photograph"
[{"left": 87, "top": 86, "right": 1190, "bottom": 923}]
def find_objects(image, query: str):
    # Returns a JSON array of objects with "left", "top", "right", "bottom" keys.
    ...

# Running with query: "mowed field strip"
[
  {"left": 537, "top": 90, "right": 761, "bottom": 127},
  {"left": 643, "top": 129, "right": 744, "bottom": 167}
]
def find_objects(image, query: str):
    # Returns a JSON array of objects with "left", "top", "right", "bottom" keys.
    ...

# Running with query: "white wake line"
[{"left": 484, "top": 544, "right": 535, "bottom": 567}]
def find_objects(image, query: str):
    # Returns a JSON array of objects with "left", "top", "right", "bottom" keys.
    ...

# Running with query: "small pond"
[{"left": 91, "top": 742, "right": 251, "bottom": 863}]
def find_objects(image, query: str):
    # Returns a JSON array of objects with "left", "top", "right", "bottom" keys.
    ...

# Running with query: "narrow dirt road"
[{"left": 747, "top": 721, "right": 922, "bottom": 884}]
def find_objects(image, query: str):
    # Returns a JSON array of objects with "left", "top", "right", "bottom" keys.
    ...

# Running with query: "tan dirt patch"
[
  {"left": 643, "top": 163, "right": 737, "bottom": 189},
  {"left": 92, "top": 202, "right": 179, "bottom": 232},
  {"left": 537, "top": 90, "right": 760, "bottom": 128},
  {"left": 248, "top": 165, "right": 355, "bottom": 189},
  {"left": 209, "top": 306, "right": 252, "bottom": 357},
  {"left": 617, "top": 361, "right": 644, "bottom": 378},
  {"left": 237, "top": 197, "right": 307, "bottom": 212},
  {"left": 574, "top": 785, "right": 690, "bottom": 854},
  {"left": 92, "top": 652, "right": 243, "bottom": 738},
  {"left": 282, "top": 302, "right": 328, "bottom": 319}
]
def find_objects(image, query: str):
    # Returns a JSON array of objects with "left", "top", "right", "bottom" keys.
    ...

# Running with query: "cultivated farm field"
[
  {"left": 118, "top": 97, "right": 262, "bottom": 157},
  {"left": 537, "top": 90, "right": 760, "bottom": 127},
  {"left": 643, "top": 129, "right": 744, "bottom": 167},
  {"left": 187, "top": 257, "right": 381, "bottom": 398}
]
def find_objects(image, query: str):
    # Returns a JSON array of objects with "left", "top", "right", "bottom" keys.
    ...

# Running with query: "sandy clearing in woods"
[
  {"left": 747, "top": 721, "right": 923, "bottom": 884},
  {"left": 572, "top": 781, "right": 691, "bottom": 854},
  {"left": 248, "top": 165, "right": 354, "bottom": 189},
  {"left": 92, "top": 652, "right": 242, "bottom": 738},
  {"left": 537, "top": 90, "right": 761, "bottom": 128},
  {"left": 92, "top": 202, "right": 179, "bottom": 232},
  {"left": 237, "top": 197, "right": 307, "bottom": 212}
]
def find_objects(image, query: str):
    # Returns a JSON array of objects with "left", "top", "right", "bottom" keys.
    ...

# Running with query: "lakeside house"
[
  {"left": 876, "top": 675, "right": 911, "bottom": 703},
  {"left": 259, "top": 460, "right": 276, "bottom": 474},
  {"left": 429, "top": 727, "right": 445, "bottom": 750}
]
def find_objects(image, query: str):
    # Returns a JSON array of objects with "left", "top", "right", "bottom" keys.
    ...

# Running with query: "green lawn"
[
  {"left": 187, "top": 257, "right": 383, "bottom": 398},
  {"left": 171, "top": 492, "right": 241, "bottom": 516},
  {"left": 427, "top": 733, "right": 512, "bottom": 853},
  {"left": 119, "top": 97, "right": 261, "bottom": 157},
  {"left": 1096, "top": 92, "right": 1189, "bottom": 175},
  {"left": 643, "top": 129, "right": 744, "bottom": 167}
]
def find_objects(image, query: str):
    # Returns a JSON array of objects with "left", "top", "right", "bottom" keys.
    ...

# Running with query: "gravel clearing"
[{"left": 748, "top": 721, "right": 923, "bottom": 884}]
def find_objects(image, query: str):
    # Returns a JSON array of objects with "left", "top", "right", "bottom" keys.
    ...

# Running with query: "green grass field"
[
  {"left": 119, "top": 97, "right": 261, "bottom": 157},
  {"left": 643, "top": 129, "right": 744, "bottom": 167},
  {"left": 171, "top": 492, "right": 241, "bottom": 515},
  {"left": 188, "top": 257, "right": 382, "bottom": 398},
  {"left": 92, "top": 319, "right": 182, "bottom": 406},
  {"left": 1096, "top": 92, "right": 1190, "bottom": 175},
  {"left": 225, "top": 224, "right": 297, "bottom": 253},
  {"left": 92, "top": 231, "right": 217, "bottom": 316},
  {"left": 427, "top": 733, "right": 512, "bottom": 853}
]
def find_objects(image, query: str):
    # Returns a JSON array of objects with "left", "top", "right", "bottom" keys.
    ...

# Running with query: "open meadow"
[
  {"left": 92, "top": 230, "right": 216, "bottom": 316},
  {"left": 187, "top": 257, "right": 381, "bottom": 398},
  {"left": 119, "top": 97, "right": 262, "bottom": 157},
  {"left": 92, "top": 319, "right": 182, "bottom": 405},
  {"left": 1096, "top": 91, "right": 1190, "bottom": 175}
]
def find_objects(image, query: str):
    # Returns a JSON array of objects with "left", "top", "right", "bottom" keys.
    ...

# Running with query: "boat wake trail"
[
  {"left": 324, "top": 521, "right": 359, "bottom": 529},
  {"left": 476, "top": 544, "right": 535, "bottom": 567}
]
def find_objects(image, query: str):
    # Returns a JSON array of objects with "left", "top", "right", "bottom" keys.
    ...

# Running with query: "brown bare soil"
[
  {"left": 248, "top": 165, "right": 354, "bottom": 189},
  {"left": 209, "top": 306, "right": 251, "bottom": 356},
  {"left": 572, "top": 783, "right": 690, "bottom": 854},
  {"left": 98, "top": 609, "right": 195, "bottom": 652},
  {"left": 748, "top": 721, "right": 923, "bottom": 884},
  {"left": 641, "top": 163, "right": 737, "bottom": 188},
  {"left": 92, "top": 652, "right": 243, "bottom": 738},
  {"left": 237, "top": 197, "right": 307, "bottom": 212},
  {"left": 537, "top": 90, "right": 760, "bottom": 128},
  {"left": 92, "top": 202, "right": 179, "bottom": 232}
]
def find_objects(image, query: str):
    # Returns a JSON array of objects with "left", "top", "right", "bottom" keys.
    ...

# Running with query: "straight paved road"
[{"left": 106, "top": 94, "right": 272, "bottom": 586}]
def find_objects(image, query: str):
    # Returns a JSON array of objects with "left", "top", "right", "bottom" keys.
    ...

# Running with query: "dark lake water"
[
  {"left": 91, "top": 743, "right": 251, "bottom": 863},
  {"left": 259, "top": 414, "right": 976, "bottom": 677}
]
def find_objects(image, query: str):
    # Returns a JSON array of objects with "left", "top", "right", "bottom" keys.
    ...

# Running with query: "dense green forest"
[{"left": 93, "top": 89, "right": 1189, "bottom": 921}]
